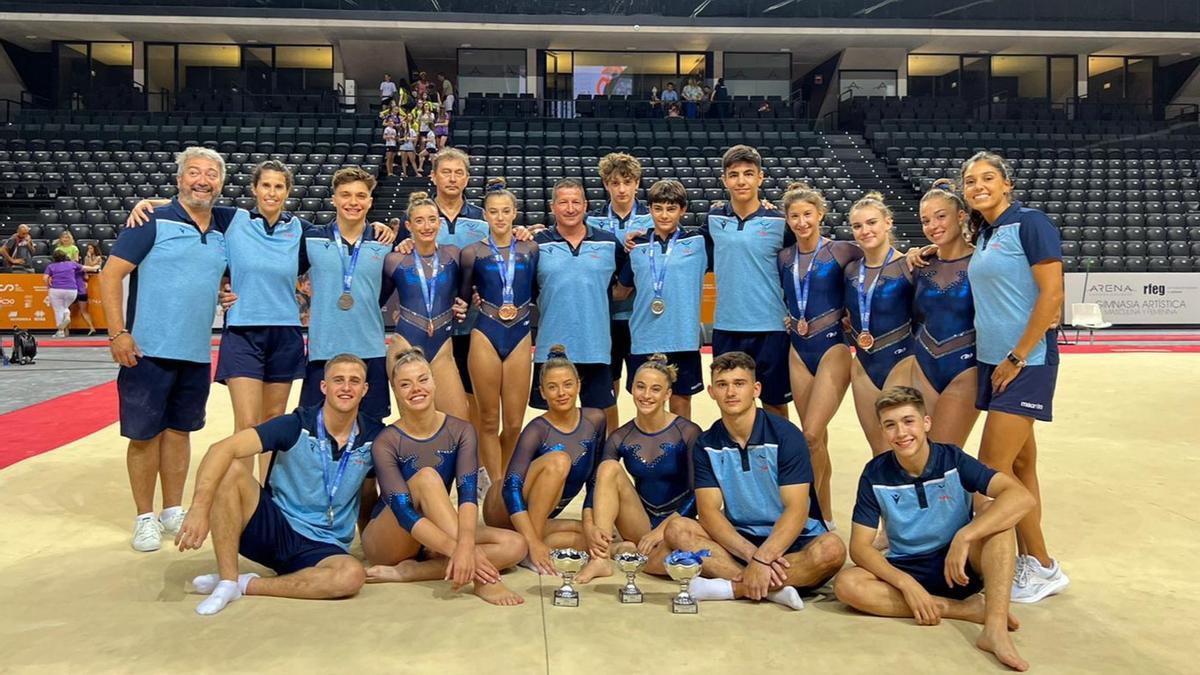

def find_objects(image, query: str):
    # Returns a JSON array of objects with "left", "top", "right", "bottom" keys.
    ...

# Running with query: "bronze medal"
[
  {"left": 337, "top": 293, "right": 354, "bottom": 310},
  {"left": 857, "top": 332, "right": 875, "bottom": 350},
  {"left": 795, "top": 318, "right": 808, "bottom": 336},
  {"left": 650, "top": 298, "right": 666, "bottom": 315},
  {"left": 427, "top": 320, "right": 435, "bottom": 337},
  {"left": 498, "top": 303, "right": 518, "bottom": 321}
]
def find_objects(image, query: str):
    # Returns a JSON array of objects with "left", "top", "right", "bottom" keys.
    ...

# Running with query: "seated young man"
[
  {"left": 663, "top": 351, "right": 845, "bottom": 611},
  {"left": 174, "top": 354, "right": 384, "bottom": 615},
  {"left": 834, "top": 386, "right": 1034, "bottom": 672}
]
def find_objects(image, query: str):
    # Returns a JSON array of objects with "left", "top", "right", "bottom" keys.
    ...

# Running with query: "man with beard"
[{"left": 100, "top": 147, "right": 243, "bottom": 552}]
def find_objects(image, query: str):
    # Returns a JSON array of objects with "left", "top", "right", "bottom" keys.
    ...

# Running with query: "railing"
[
  {"left": 458, "top": 95, "right": 808, "bottom": 121},
  {"left": 50, "top": 88, "right": 341, "bottom": 115}
]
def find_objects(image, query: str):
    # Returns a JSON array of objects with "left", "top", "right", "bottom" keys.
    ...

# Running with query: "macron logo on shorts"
[{"left": 1020, "top": 401, "right": 1045, "bottom": 410}]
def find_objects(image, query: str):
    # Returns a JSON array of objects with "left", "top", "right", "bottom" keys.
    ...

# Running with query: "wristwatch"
[{"left": 1005, "top": 351, "right": 1027, "bottom": 368}]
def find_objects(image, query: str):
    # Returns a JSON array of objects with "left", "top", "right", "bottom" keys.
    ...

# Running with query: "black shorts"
[
  {"left": 215, "top": 325, "right": 306, "bottom": 385},
  {"left": 452, "top": 332, "right": 474, "bottom": 395},
  {"left": 117, "top": 355, "right": 211, "bottom": 441},
  {"left": 76, "top": 294, "right": 88, "bottom": 304},
  {"left": 888, "top": 545, "right": 984, "bottom": 601},
  {"left": 529, "top": 361, "right": 615, "bottom": 410},
  {"left": 609, "top": 319, "right": 632, "bottom": 381},
  {"left": 735, "top": 531, "right": 822, "bottom": 562},
  {"left": 240, "top": 488, "right": 347, "bottom": 576},
  {"left": 625, "top": 350, "right": 704, "bottom": 396},
  {"left": 975, "top": 363, "right": 1057, "bottom": 422},
  {"left": 711, "top": 329, "right": 792, "bottom": 406},
  {"left": 300, "top": 356, "right": 391, "bottom": 424}
]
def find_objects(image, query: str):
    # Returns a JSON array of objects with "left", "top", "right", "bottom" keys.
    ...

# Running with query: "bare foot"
[
  {"left": 977, "top": 626, "right": 1029, "bottom": 671},
  {"left": 365, "top": 560, "right": 420, "bottom": 583},
  {"left": 474, "top": 580, "right": 525, "bottom": 606},
  {"left": 574, "top": 557, "right": 613, "bottom": 584},
  {"left": 962, "top": 595, "right": 1021, "bottom": 630}
]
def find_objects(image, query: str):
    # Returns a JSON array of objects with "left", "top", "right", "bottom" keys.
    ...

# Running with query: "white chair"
[{"left": 1070, "top": 302, "right": 1113, "bottom": 343}]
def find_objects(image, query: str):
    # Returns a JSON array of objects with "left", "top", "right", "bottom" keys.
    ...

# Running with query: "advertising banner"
[{"left": 1063, "top": 272, "right": 1200, "bottom": 325}]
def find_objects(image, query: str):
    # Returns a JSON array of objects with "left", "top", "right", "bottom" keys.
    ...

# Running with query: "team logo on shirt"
[{"left": 891, "top": 493, "right": 901, "bottom": 504}]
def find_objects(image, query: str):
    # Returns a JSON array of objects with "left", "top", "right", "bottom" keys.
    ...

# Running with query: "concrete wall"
[{"left": 335, "top": 39, "right": 408, "bottom": 111}]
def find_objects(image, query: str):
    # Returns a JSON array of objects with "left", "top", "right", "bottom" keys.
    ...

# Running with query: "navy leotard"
[
  {"left": 778, "top": 238, "right": 862, "bottom": 374},
  {"left": 845, "top": 253, "right": 916, "bottom": 390},
  {"left": 371, "top": 415, "right": 480, "bottom": 531},
  {"left": 912, "top": 254, "right": 977, "bottom": 393},
  {"left": 459, "top": 238, "right": 539, "bottom": 361},
  {"left": 502, "top": 408, "right": 606, "bottom": 519},
  {"left": 383, "top": 245, "right": 461, "bottom": 357},
  {"left": 601, "top": 416, "right": 701, "bottom": 527}
]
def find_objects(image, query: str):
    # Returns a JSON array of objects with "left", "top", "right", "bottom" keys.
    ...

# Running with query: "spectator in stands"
[
  {"left": 666, "top": 103, "right": 682, "bottom": 119},
  {"left": 712, "top": 77, "right": 730, "bottom": 118},
  {"left": 296, "top": 273, "right": 312, "bottom": 328},
  {"left": 380, "top": 73, "right": 398, "bottom": 105},
  {"left": 434, "top": 107, "right": 451, "bottom": 149},
  {"left": 71, "top": 243, "right": 101, "bottom": 336},
  {"left": 418, "top": 130, "right": 439, "bottom": 176},
  {"left": 700, "top": 84, "right": 714, "bottom": 117},
  {"left": 55, "top": 231, "right": 79, "bottom": 261},
  {"left": 383, "top": 119, "right": 398, "bottom": 178},
  {"left": 399, "top": 114, "right": 420, "bottom": 178},
  {"left": 758, "top": 100, "right": 773, "bottom": 115},
  {"left": 413, "top": 72, "right": 431, "bottom": 100},
  {"left": 660, "top": 82, "right": 680, "bottom": 113},
  {"left": 44, "top": 250, "right": 99, "bottom": 338},
  {"left": 2, "top": 224, "right": 35, "bottom": 271},
  {"left": 682, "top": 78, "right": 704, "bottom": 119},
  {"left": 437, "top": 73, "right": 455, "bottom": 114}
]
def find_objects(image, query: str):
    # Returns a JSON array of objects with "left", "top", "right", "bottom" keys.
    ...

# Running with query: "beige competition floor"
[{"left": 0, "top": 352, "right": 1196, "bottom": 674}]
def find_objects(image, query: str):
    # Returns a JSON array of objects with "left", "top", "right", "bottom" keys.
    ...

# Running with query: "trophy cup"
[
  {"left": 550, "top": 548, "right": 589, "bottom": 607},
  {"left": 664, "top": 550, "right": 708, "bottom": 614},
  {"left": 612, "top": 551, "right": 649, "bottom": 604}
]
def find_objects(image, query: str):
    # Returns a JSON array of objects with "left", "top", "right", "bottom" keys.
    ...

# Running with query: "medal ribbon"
[
  {"left": 415, "top": 250, "right": 441, "bottom": 322},
  {"left": 648, "top": 228, "right": 680, "bottom": 302},
  {"left": 486, "top": 235, "right": 517, "bottom": 306},
  {"left": 856, "top": 248, "right": 894, "bottom": 336},
  {"left": 317, "top": 408, "right": 358, "bottom": 527},
  {"left": 791, "top": 239, "right": 827, "bottom": 322},
  {"left": 331, "top": 222, "right": 363, "bottom": 299}
]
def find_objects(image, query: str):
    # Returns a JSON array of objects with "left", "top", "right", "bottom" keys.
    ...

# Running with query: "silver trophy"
[
  {"left": 613, "top": 551, "right": 649, "bottom": 603},
  {"left": 665, "top": 557, "right": 703, "bottom": 614},
  {"left": 550, "top": 548, "right": 589, "bottom": 607}
]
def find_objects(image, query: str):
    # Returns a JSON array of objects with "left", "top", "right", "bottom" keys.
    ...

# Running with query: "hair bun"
[
  {"left": 647, "top": 353, "right": 669, "bottom": 365},
  {"left": 408, "top": 191, "right": 429, "bottom": 202},
  {"left": 486, "top": 177, "right": 508, "bottom": 192},
  {"left": 396, "top": 346, "right": 426, "bottom": 360},
  {"left": 864, "top": 191, "right": 885, "bottom": 202},
  {"left": 785, "top": 181, "right": 812, "bottom": 193},
  {"left": 930, "top": 178, "right": 957, "bottom": 192},
  {"left": 547, "top": 344, "right": 569, "bottom": 359}
]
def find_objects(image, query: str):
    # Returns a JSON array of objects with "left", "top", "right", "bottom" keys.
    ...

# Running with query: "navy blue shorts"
[
  {"left": 117, "top": 356, "right": 211, "bottom": 440},
  {"left": 300, "top": 356, "right": 391, "bottom": 424},
  {"left": 240, "top": 487, "right": 347, "bottom": 576},
  {"left": 711, "top": 329, "right": 793, "bottom": 406},
  {"left": 529, "top": 361, "right": 615, "bottom": 410},
  {"left": 888, "top": 545, "right": 984, "bottom": 601},
  {"left": 625, "top": 350, "right": 704, "bottom": 396},
  {"left": 975, "top": 363, "right": 1057, "bottom": 422},
  {"left": 215, "top": 326, "right": 306, "bottom": 385},
  {"left": 452, "top": 332, "right": 474, "bottom": 395},
  {"left": 609, "top": 319, "right": 632, "bottom": 381},
  {"left": 735, "top": 531, "right": 823, "bottom": 561}
]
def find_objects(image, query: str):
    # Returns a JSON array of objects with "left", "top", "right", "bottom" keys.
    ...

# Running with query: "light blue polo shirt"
[
  {"left": 300, "top": 222, "right": 391, "bottom": 361},
  {"left": 533, "top": 224, "right": 625, "bottom": 363},
  {"left": 693, "top": 409, "right": 827, "bottom": 538},
  {"left": 256, "top": 405, "right": 384, "bottom": 549},
  {"left": 968, "top": 202, "right": 1062, "bottom": 366},
  {"left": 110, "top": 199, "right": 235, "bottom": 363},
  {"left": 704, "top": 203, "right": 793, "bottom": 332},
  {"left": 618, "top": 226, "right": 710, "bottom": 354},
  {"left": 587, "top": 200, "right": 653, "bottom": 321},
  {"left": 225, "top": 209, "right": 307, "bottom": 327}
]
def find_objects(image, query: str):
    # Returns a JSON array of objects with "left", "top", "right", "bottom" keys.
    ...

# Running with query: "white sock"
[
  {"left": 195, "top": 580, "right": 241, "bottom": 616},
  {"left": 193, "top": 572, "right": 258, "bottom": 595},
  {"left": 766, "top": 586, "right": 805, "bottom": 611},
  {"left": 823, "top": 520, "right": 837, "bottom": 532},
  {"left": 136, "top": 512, "right": 155, "bottom": 522},
  {"left": 688, "top": 577, "right": 734, "bottom": 602},
  {"left": 160, "top": 506, "right": 183, "bottom": 522},
  {"left": 1033, "top": 558, "right": 1058, "bottom": 576}
]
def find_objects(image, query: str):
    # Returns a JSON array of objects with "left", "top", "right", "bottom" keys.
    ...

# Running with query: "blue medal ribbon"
[
  {"left": 316, "top": 408, "right": 359, "bottom": 527},
  {"left": 791, "top": 238, "right": 827, "bottom": 322},
  {"left": 666, "top": 549, "right": 711, "bottom": 566},
  {"left": 648, "top": 228, "right": 680, "bottom": 303},
  {"left": 856, "top": 248, "right": 895, "bottom": 336},
  {"left": 331, "top": 222, "right": 363, "bottom": 298},
  {"left": 486, "top": 235, "right": 517, "bottom": 306},
  {"left": 415, "top": 249, "right": 442, "bottom": 322}
]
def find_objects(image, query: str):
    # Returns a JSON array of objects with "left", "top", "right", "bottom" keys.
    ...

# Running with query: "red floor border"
[{"left": 0, "top": 380, "right": 120, "bottom": 470}]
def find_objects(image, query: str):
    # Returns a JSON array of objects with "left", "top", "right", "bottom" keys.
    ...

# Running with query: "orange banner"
[{"left": 0, "top": 273, "right": 106, "bottom": 331}]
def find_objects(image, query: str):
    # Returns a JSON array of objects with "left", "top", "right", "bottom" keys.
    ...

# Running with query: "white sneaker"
[
  {"left": 160, "top": 510, "right": 186, "bottom": 537},
  {"left": 1011, "top": 556, "right": 1070, "bottom": 603},
  {"left": 476, "top": 468, "right": 493, "bottom": 505},
  {"left": 132, "top": 518, "right": 163, "bottom": 552}
]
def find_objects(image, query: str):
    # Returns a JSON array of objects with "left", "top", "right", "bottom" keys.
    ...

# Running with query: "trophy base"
[
  {"left": 671, "top": 599, "right": 699, "bottom": 614},
  {"left": 553, "top": 592, "right": 580, "bottom": 607},
  {"left": 618, "top": 589, "right": 643, "bottom": 604}
]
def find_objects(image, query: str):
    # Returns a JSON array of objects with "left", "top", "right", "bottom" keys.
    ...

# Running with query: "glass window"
[
  {"left": 961, "top": 56, "right": 989, "bottom": 102},
  {"left": 146, "top": 44, "right": 175, "bottom": 112},
  {"left": 1126, "top": 57, "right": 1154, "bottom": 102},
  {"left": 990, "top": 55, "right": 1047, "bottom": 100},
  {"left": 726, "top": 52, "right": 790, "bottom": 98},
  {"left": 57, "top": 43, "right": 89, "bottom": 107},
  {"left": 907, "top": 55, "right": 960, "bottom": 97},
  {"left": 276, "top": 46, "right": 333, "bottom": 91},
  {"left": 90, "top": 43, "right": 133, "bottom": 90},
  {"left": 242, "top": 46, "right": 273, "bottom": 94},
  {"left": 1089, "top": 56, "right": 1125, "bottom": 101},
  {"left": 178, "top": 44, "right": 241, "bottom": 92},
  {"left": 458, "top": 49, "right": 526, "bottom": 95},
  {"left": 839, "top": 70, "right": 896, "bottom": 98},
  {"left": 1050, "top": 56, "right": 1076, "bottom": 103},
  {"left": 572, "top": 52, "right": 680, "bottom": 98},
  {"left": 544, "top": 50, "right": 574, "bottom": 100}
]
